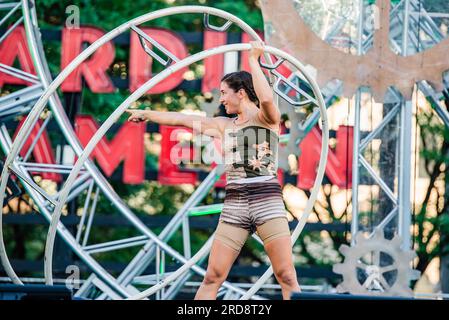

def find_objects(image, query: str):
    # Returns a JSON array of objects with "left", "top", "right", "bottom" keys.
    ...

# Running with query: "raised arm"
[
  {"left": 248, "top": 41, "right": 281, "bottom": 125},
  {"left": 125, "top": 109, "right": 226, "bottom": 138}
]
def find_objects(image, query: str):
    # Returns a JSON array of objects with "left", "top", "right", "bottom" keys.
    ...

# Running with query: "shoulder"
[
  {"left": 213, "top": 116, "right": 233, "bottom": 122},
  {"left": 209, "top": 116, "right": 234, "bottom": 135},
  {"left": 213, "top": 116, "right": 233, "bottom": 127},
  {"left": 258, "top": 100, "right": 281, "bottom": 125},
  {"left": 255, "top": 110, "right": 280, "bottom": 133}
]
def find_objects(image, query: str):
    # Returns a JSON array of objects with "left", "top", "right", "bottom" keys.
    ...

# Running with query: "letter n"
[{"left": 297, "top": 126, "right": 353, "bottom": 189}]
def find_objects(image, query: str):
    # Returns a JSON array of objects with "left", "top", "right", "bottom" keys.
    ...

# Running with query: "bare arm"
[
  {"left": 125, "top": 109, "right": 226, "bottom": 138},
  {"left": 248, "top": 41, "right": 281, "bottom": 125}
]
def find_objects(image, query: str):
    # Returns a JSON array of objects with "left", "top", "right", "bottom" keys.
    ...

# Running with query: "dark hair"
[{"left": 221, "top": 71, "right": 259, "bottom": 107}]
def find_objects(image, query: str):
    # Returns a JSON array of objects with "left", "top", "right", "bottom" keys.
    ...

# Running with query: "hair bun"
[{"left": 221, "top": 71, "right": 260, "bottom": 107}]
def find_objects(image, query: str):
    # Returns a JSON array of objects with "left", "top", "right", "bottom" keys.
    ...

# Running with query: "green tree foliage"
[
  {"left": 35, "top": 0, "right": 263, "bottom": 31},
  {"left": 414, "top": 105, "right": 449, "bottom": 274}
]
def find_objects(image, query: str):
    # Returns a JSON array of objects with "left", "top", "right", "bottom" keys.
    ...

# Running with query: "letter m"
[{"left": 75, "top": 115, "right": 145, "bottom": 184}]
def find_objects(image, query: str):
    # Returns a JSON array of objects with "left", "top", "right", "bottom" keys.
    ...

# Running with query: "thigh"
[
  {"left": 256, "top": 217, "right": 291, "bottom": 244},
  {"left": 207, "top": 222, "right": 250, "bottom": 275},
  {"left": 206, "top": 238, "right": 240, "bottom": 277},
  {"left": 214, "top": 220, "right": 250, "bottom": 252},
  {"left": 262, "top": 235, "right": 295, "bottom": 273},
  {"left": 257, "top": 219, "right": 293, "bottom": 272}
]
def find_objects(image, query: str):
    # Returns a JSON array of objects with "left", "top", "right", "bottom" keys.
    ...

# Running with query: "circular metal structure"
[
  {"left": 0, "top": 5, "right": 329, "bottom": 299},
  {"left": 333, "top": 228, "right": 419, "bottom": 296}
]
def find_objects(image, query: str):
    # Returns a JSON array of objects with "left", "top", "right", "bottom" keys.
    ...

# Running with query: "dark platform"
[
  {"left": 0, "top": 284, "right": 73, "bottom": 300},
  {"left": 291, "top": 292, "right": 418, "bottom": 300}
]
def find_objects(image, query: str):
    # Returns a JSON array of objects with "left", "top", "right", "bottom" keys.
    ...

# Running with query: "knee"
[
  {"left": 275, "top": 268, "right": 298, "bottom": 287},
  {"left": 203, "top": 268, "right": 226, "bottom": 286}
]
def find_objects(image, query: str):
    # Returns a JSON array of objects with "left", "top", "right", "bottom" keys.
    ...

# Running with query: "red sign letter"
[
  {"left": 61, "top": 27, "right": 115, "bottom": 93},
  {"left": 75, "top": 115, "right": 145, "bottom": 184},
  {"left": 0, "top": 26, "right": 36, "bottom": 87},
  {"left": 158, "top": 125, "right": 198, "bottom": 185},
  {"left": 201, "top": 30, "right": 227, "bottom": 93},
  {"left": 297, "top": 126, "right": 353, "bottom": 189},
  {"left": 129, "top": 28, "right": 188, "bottom": 94},
  {"left": 14, "top": 117, "right": 61, "bottom": 182}
]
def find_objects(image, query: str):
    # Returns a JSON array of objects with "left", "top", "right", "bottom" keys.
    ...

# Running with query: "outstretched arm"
[
  {"left": 125, "top": 109, "right": 226, "bottom": 138},
  {"left": 248, "top": 41, "right": 281, "bottom": 125}
]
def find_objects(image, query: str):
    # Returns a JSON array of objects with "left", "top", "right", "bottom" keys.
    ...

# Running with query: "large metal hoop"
[{"left": 49, "top": 43, "right": 329, "bottom": 300}]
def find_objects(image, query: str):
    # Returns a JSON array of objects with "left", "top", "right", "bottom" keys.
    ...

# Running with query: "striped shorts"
[{"left": 220, "top": 178, "right": 288, "bottom": 233}]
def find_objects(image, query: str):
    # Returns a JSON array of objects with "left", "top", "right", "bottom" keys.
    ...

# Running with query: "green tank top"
[{"left": 222, "top": 113, "right": 280, "bottom": 182}]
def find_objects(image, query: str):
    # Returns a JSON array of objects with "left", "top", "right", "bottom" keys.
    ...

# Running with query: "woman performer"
[{"left": 126, "top": 41, "right": 300, "bottom": 300}]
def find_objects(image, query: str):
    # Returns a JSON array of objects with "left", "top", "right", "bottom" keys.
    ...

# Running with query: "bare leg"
[
  {"left": 263, "top": 236, "right": 301, "bottom": 300},
  {"left": 194, "top": 239, "right": 240, "bottom": 300}
]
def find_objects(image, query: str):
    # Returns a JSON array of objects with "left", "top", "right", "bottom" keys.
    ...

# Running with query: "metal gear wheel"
[
  {"left": 261, "top": 0, "right": 449, "bottom": 102},
  {"left": 332, "top": 228, "right": 420, "bottom": 297}
]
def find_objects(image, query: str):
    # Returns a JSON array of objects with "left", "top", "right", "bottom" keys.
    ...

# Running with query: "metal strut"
[
  {"left": 130, "top": 25, "right": 180, "bottom": 67},
  {"left": 203, "top": 13, "right": 232, "bottom": 32},
  {"left": 258, "top": 56, "right": 318, "bottom": 107}
]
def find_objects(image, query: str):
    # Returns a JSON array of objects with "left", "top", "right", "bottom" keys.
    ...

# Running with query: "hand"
[
  {"left": 125, "top": 109, "right": 148, "bottom": 123},
  {"left": 249, "top": 41, "right": 265, "bottom": 60}
]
